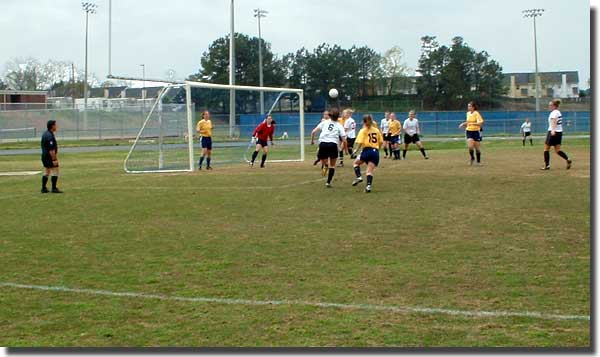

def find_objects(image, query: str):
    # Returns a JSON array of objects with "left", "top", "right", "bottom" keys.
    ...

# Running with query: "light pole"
[
  {"left": 140, "top": 64, "right": 145, "bottom": 112},
  {"left": 82, "top": 1, "right": 97, "bottom": 133},
  {"left": 229, "top": 0, "right": 235, "bottom": 138},
  {"left": 254, "top": 8, "right": 268, "bottom": 115},
  {"left": 523, "top": 8, "right": 544, "bottom": 112}
]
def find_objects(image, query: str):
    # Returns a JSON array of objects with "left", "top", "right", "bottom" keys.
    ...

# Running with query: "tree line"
[{"left": 1, "top": 34, "right": 507, "bottom": 110}]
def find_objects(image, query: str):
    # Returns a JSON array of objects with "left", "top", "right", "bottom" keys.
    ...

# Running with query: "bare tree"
[{"left": 380, "top": 46, "right": 411, "bottom": 96}]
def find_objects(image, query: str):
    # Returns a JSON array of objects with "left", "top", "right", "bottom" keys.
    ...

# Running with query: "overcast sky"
[{"left": 0, "top": 0, "right": 592, "bottom": 88}]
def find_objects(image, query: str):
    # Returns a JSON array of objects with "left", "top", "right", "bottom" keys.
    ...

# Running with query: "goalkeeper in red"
[
  {"left": 351, "top": 114, "right": 383, "bottom": 193},
  {"left": 250, "top": 115, "right": 276, "bottom": 168}
]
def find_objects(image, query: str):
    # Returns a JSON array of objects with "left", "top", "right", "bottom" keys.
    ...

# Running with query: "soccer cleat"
[
  {"left": 325, "top": 182, "right": 332, "bottom": 188},
  {"left": 540, "top": 165, "right": 550, "bottom": 170},
  {"left": 365, "top": 185, "right": 372, "bottom": 193},
  {"left": 337, "top": 161, "right": 344, "bottom": 167},
  {"left": 206, "top": 166, "right": 213, "bottom": 170},
  {"left": 313, "top": 159, "right": 320, "bottom": 166},
  {"left": 41, "top": 188, "right": 49, "bottom": 194},
  {"left": 51, "top": 188, "right": 63, "bottom": 193},
  {"left": 476, "top": 162, "right": 482, "bottom": 166},
  {"left": 425, "top": 156, "right": 429, "bottom": 160},
  {"left": 352, "top": 177, "right": 363, "bottom": 186},
  {"left": 249, "top": 161, "right": 254, "bottom": 167},
  {"left": 322, "top": 165, "right": 329, "bottom": 177},
  {"left": 567, "top": 159, "right": 572, "bottom": 170},
  {"left": 260, "top": 165, "right": 265, "bottom": 169}
]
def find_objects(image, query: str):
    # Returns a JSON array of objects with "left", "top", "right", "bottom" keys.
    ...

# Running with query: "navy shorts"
[
  {"left": 201, "top": 136, "right": 212, "bottom": 150},
  {"left": 466, "top": 130, "right": 482, "bottom": 142},
  {"left": 390, "top": 135, "right": 400, "bottom": 145},
  {"left": 318, "top": 142, "right": 339, "bottom": 160},
  {"left": 523, "top": 132, "right": 532, "bottom": 137},
  {"left": 359, "top": 148, "right": 380, "bottom": 166},
  {"left": 256, "top": 139, "right": 268, "bottom": 147},
  {"left": 404, "top": 134, "right": 420, "bottom": 144},
  {"left": 545, "top": 131, "right": 563, "bottom": 146}
]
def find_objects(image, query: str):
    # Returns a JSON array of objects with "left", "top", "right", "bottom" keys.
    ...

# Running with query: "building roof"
[
  {"left": 503, "top": 71, "right": 579, "bottom": 86},
  {"left": 0, "top": 90, "right": 48, "bottom": 95}
]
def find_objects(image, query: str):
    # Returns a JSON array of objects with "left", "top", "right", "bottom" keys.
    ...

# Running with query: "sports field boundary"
[{"left": 0, "top": 282, "right": 589, "bottom": 322}]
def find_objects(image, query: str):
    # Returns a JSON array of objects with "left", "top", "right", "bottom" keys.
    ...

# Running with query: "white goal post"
[{"left": 109, "top": 75, "right": 305, "bottom": 173}]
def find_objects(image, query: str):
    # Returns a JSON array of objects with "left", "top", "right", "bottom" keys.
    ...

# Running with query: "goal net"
[{"left": 123, "top": 80, "right": 305, "bottom": 173}]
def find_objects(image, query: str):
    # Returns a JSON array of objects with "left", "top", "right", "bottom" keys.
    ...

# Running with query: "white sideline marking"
[
  {"left": 0, "top": 282, "right": 589, "bottom": 321},
  {"left": 0, "top": 171, "right": 41, "bottom": 176}
]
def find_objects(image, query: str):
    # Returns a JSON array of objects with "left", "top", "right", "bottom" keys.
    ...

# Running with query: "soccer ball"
[{"left": 328, "top": 88, "right": 339, "bottom": 99}]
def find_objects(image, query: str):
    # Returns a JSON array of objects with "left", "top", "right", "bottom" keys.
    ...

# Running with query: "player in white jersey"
[
  {"left": 402, "top": 110, "right": 429, "bottom": 160},
  {"left": 313, "top": 110, "right": 331, "bottom": 166},
  {"left": 541, "top": 99, "right": 572, "bottom": 170},
  {"left": 520, "top": 118, "right": 533, "bottom": 146},
  {"left": 344, "top": 113, "right": 357, "bottom": 159},
  {"left": 310, "top": 108, "right": 347, "bottom": 187},
  {"left": 379, "top": 112, "right": 391, "bottom": 158}
]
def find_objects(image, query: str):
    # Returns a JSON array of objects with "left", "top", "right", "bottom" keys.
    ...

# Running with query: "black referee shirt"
[{"left": 41, "top": 130, "right": 57, "bottom": 156}]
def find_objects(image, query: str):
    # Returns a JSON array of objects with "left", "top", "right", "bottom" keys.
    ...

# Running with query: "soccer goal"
[{"left": 118, "top": 77, "right": 305, "bottom": 173}]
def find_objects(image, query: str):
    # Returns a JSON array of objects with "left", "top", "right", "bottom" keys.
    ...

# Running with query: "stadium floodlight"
[
  {"left": 229, "top": 0, "right": 235, "bottom": 138},
  {"left": 523, "top": 8, "right": 545, "bottom": 112},
  {"left": 82, "top": 1, "right": 97, "bottom": 131},
  {"left": 254, "top": 8, "right": 268, "bottom": 115}
]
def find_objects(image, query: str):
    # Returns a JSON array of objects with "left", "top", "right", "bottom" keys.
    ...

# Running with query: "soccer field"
[{"left": 0, "top": 139, "right": 590, "bottom": 348}]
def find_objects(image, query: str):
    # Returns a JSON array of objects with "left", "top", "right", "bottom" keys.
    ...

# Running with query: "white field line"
[
  {"left": 0, "top": 282, "right": 589, "bottom": 322},
  {"left": 0, "top": 171, "right": 42, "bottom": 176}
]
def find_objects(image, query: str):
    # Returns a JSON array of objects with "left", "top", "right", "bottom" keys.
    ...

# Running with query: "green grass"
[{"left": 0, "top": 139, "right": 590, "bottom": 347}]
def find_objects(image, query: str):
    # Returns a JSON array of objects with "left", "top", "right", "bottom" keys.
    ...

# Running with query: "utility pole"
[
  {"left": 523, "top": 8, "right": 545, "bottom": 112},
  {"left": 254, "top": 8, "right": 268, "bottom": 115}
]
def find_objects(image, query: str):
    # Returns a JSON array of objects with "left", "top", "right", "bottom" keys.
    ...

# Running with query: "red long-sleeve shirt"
[{"left": 252, "top": 121, "right": 275, "bottom": 142}]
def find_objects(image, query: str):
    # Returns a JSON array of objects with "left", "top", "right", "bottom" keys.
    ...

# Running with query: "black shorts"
[
  {"left": 466, "top": 130, "right": 482, "bottom": 142},
  {"left": 41, "top": 154, "right": 56, "bottom": 168},
  {"left": 404, "top": 133, "right": 420, "bottom": 144},
  {"left": 318, "top": 142, "right": 339, "bottom": 160},
  {"left": 201, "top": 136, "right": 212, "bottom": 150},
  {"left": 347, "top": 137, "right": 356, "bottom": 149},
  {"left": 545, "top": 131, "right": 563, "bottom": 146},
  {"left": 383, "top": 133, "right": 391, "bottom": 141},
  {"left": 523, "top": 132, "right": 531, "bottom": 137},
  {"left": 256, "top": 139, "right": 268, "bottom": 147}
]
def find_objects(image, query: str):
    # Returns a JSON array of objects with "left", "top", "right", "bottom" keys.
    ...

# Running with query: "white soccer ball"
[{"left": 328, "top": 88, "right": 339, "bottom": 99}]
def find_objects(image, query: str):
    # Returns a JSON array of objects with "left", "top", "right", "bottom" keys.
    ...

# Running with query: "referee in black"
[{"left": 41, "top": 120, "right": 62, "bottom": 193}]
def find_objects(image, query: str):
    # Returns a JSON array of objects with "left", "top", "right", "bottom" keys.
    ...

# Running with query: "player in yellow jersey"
[
  {"left": 459, "top": 101, "right": 484, "bottom": 165},
  {"left": 387, "top": 112, "right": 402, "bottom": 160},
  {"left": 196, "top": 111, "right": 213, "bottom": 170},
  {"left": 351, "top": 114, "right": 384, "bottom": 193}
]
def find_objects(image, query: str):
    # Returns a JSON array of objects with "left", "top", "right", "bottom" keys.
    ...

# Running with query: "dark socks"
[
  {"left": 384, "top": 148, "right": 388, "bottom": 156},
  {"left": 261, "top": 154, "right": 267, "bottom": 167},
  {"left": 206, "top": 158, "right": 211, "bottom": 168},
  {"left": 557, "top": 151, "right": 569, "bottom": 161},
  {"left": 51, "top": 176, "right": 58, "bottom": 189},
  {"left": 476, "top": 150, "right": 481, "bottom": 163},
  {"left": 522, "top": 140, "right": 526, "bottom": 146},
  {"left": 530, "top": 139, "right": 533, "bottom": 146},
  {"left": 198, "top": 156, "right": 204, "bottom": 167},
  {"left": 327, "top": 168, "right": 335, "bottom": 184},
  {"left": 251, "top": 151, "right": 259, "bottom": 163},
  {"left": 42, "top": 175, "right": 48, "bottom": 189},
  {"left": 420, "top": 148, "right": 427, "bottom": 157},
  {"left": 354, "top": 166, "right": 361, "bottom": 178},
  {"left": 366, "top": 175, "right": 373, "bottom": 186},
  {"left": 469, "top": 149, "right": 474, "bottom": 161},
  {"left": 544, "top": 151, "right": 550, "bottom": 166},
  {"left": 394, "top": 150, "right": 400, "bottom": 159},
  {"left": 403, "top": 150, "right": 407, "bottom": 158}
]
